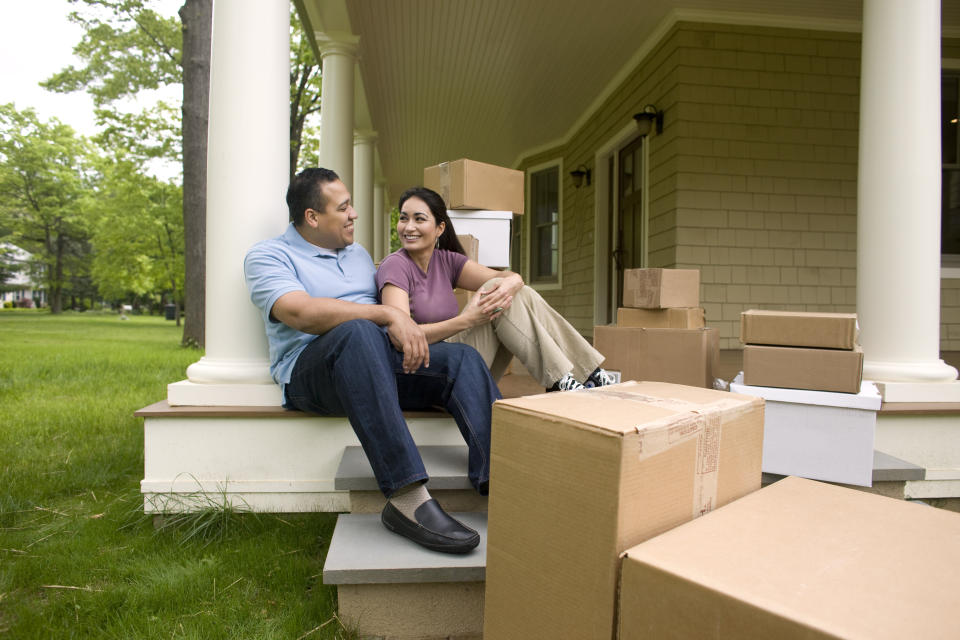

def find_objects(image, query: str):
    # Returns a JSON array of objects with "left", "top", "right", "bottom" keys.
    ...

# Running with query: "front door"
[{"left": 615, "top": 135, "right": 645, "bottom": 306}]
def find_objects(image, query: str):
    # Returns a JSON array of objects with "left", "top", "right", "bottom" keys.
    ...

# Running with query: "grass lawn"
[{"left": 0, "top": 311, "right": 348, "bottom": 639}]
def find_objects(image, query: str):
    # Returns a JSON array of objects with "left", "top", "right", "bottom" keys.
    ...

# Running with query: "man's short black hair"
[{"left": 287, "top": 167, "right": 340, "bottom": 226}]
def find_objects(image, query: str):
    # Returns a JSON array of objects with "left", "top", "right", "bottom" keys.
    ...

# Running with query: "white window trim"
[{"left": 526, "top": 158, "right": 563, "bottom": 291}]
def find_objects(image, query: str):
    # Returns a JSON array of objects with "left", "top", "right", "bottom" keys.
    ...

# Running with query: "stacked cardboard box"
[
  {"left": 594, "top": 268, "right": 718, "bottom": 388},
  {"left": 424, "top": 158, "right": 523, "bottom": 268},
  {"left": 740, "top": 309, "right": 862, "bottom": 393},
  {"left": 483, "top": 381, "right": 765, "bottom": 640},
  {"left": 618, "top": 476, "right": 960, "bottom": 639}
]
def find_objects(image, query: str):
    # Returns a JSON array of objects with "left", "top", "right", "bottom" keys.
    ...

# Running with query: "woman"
[{"left": 375, "top": 186, "right": 614, "bottom": 392}]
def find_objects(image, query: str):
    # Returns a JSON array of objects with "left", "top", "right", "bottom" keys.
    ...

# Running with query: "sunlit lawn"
[{"left": 0, "top": 311, "right": 348, "bottom": 639}]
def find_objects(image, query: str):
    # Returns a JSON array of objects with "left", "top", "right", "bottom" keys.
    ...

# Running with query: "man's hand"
[{"left": 385, "top": 306, "right": 430, "bottom": 373}]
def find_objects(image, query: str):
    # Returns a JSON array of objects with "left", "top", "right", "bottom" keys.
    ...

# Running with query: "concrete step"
[
  {"left": 763, "top": 450, "right": 927, "bottom": 501},
  {"left": 324, "top": 511, "right": 487, "bottom": 639},
  {"left": 336, "top": 445, "right": 487, "bottom": 513}
]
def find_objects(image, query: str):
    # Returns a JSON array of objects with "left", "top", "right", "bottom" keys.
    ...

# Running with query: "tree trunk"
[{"left": 179, "top": 0, "right": 211, "bottom": 348}]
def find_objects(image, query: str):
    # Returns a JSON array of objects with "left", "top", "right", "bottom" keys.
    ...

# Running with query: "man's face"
[{"left": 304, "top": 179, "right": 356, "bottom": 249}]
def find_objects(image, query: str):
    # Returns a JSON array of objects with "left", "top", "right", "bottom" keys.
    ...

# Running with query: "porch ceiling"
[{"left": 299, "top": 0, "right": 960, "bottom": 202}]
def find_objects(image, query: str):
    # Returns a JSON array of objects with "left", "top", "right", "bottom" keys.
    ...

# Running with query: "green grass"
[{"left": 0, "top": 311, "right": 350, "bottom": 639}]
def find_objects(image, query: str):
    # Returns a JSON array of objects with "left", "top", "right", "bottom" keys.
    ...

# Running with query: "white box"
[
  {"left": 730, "top": 373, "right": 881, "bottom": 487},
  {"left": 447, "top": 210, "right": 511, "bottom": 268}
]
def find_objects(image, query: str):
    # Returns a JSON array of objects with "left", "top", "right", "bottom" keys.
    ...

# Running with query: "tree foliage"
[
  {"left": 290, "top": 9, "right": 322, "bottom": 181},
  {"left": 0, "top": 104, "right": 95, "bottom": 313}
]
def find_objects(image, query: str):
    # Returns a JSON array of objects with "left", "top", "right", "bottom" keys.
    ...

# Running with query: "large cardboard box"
[
  {"left": 456, "top": 233, "right": 479, "bottom": 262},
  {"left": 424, "top": 158, "right": 524, "bottom": 214},
  {"left": 594, "top": 326, "right": 719, "bottom": 388},
  {"left": 617, "top": 307, "right": 705, "bottom": 329},
  {"left": 740, "top": 309, "right": 859, "bottom": 349},
  {"left": 447, "top": 210, "right": 511, "bottom": 267},
  {"left": 743, "top": 344, "right": 863, "bottom": 393},
  {"left": 622, "top": 268, "right": 699, "bottom": 309},
  {"left": 619, "top": 476, "right": 960, "bottom": 640},
  {"left": 730, "top": 374, "right": 880, "bottom": 486},
  {"left": 483, "top": 382, "right": 765, "bottom": 640}
]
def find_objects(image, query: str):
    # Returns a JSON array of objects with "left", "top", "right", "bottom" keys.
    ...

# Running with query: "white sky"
[{"left": 0, "top": 0, "right": 183, "bottom": 139}]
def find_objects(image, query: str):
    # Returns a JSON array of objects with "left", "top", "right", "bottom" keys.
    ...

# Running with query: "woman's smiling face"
[{"left": 398, "top": 196, "right": 445, "bottom": 252}]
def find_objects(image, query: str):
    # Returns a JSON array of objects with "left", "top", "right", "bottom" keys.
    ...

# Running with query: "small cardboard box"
[
  {"left": 740, "top": 309, "right": 859, "bottom": 349},
  {"left": 730, "top": 374, "right": 879, "bottom": 486},
  {"left": 622, "top": 268, "right": 699, "bottom": 309},
  {"left": 619, "top": 476, "right": 960, "bottom": 640},
  {"left": 424, "top": 158, "right": 524, "bottom": 214},
  {"left": 456, "top": 233, "right": 479, "bottom": 262},
  {"left": 594, "top": 326, "right": 719, "bottom": 388},
  {"left": 483, "top": 382, "right": 765, "bottom": 640},
  {"left": 743, "top": 344, "right": 863, "bottom": 393},
  {"left": 447, "top": 210, "right": 511, "bottom": 267},
  {"left": 617, "top": 307, "right": 705, "bottom": 329}
]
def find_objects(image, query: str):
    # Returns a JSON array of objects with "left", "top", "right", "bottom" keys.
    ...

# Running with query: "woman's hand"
[
  {"left": 459, "top": 290, "right": 494, "bottom": 327},
  {"left": 477, "top": 273, "right": 523, "bottom": 318}
]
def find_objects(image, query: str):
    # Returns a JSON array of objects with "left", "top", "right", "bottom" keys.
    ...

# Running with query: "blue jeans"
[{"left": 285, "top": 319, "right": 500, "bottom": 497}]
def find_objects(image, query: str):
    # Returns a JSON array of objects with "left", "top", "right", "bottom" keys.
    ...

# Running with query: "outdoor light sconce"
[
  {"left": 633, "top": 104, "right": 664, "bottom": 136},
  {"left": 570, "top": 164, "right": 591, "bottom": 188}
]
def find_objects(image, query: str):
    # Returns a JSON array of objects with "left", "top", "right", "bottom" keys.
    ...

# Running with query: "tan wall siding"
[{"left": 518, "top": 23, "right": 958, "bottom": 350}]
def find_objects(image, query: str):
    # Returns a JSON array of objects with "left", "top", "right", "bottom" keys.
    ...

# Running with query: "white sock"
[{"left": 390, "top": 483, "right": 431, "bottom": 519}]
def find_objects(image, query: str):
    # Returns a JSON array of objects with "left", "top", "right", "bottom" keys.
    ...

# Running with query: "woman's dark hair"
[{"left": 397, "top": 186, "right": 466, "bottom": 255}]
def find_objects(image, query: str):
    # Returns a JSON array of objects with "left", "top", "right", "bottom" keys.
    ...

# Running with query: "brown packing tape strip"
[{"left": 590, "top": 387, "right": 732, "bottom": 518}]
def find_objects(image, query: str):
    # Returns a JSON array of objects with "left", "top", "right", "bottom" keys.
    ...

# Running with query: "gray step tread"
[
  {"left": 872, "top": 450, "right": 925, "bottom": 482},
  {"left": 322, "top": 511, "right": 486, "bottom": 585},
  {"left": 335, "top": 445, "right": 472, "bottom": 491}
]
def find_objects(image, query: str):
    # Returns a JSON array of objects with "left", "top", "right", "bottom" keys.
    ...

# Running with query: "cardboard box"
[
  {"left": 593, "top": 326, "right": 719, "bottom": 388},
  {"left": 622, "top": 268, "right": 699, "bottom": 309},
  {"left": 740, "top": 309, "right": 859, "bottom": 349},
  {"left": 453, "top": 288, "right": 472, "bottom": 313},
  {"left": 424, "top": 158, "right": 524, "bottom": 214},
  {"left": 483, "top": 381, "right": 765, "bottom": 640},
  {"left": 456, "top": 234, "right": 479, "bottom": 262},
  {"left": 730, "top": 374, "right": 879, "bottom": 486},
  {"left": 619, "top": 476, "right": 960, "bottom": 640},
  {"left": 447, "top": 210, "right": 511, "bottom": 267},
  {"left": 617, "top": 307, "right": 705, "bottom": 329},
  {"left": 743, "top": 344, "right": 863, "bottom": 393}
]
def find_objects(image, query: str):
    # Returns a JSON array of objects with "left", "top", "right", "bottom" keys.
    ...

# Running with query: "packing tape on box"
[
  {"left": 438, "top": 162, "right": 451, "bottom": 205},
  {"left": 591, "top": 389, "right": 732, "bottom": 518}
]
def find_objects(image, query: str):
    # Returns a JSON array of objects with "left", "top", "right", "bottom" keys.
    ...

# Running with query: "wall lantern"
[
  {"left": 633, "top": 104, "right": 664, "bottom": 136},
  {"left": 570, "top": 164, "right": 591, "bottom": 188}
]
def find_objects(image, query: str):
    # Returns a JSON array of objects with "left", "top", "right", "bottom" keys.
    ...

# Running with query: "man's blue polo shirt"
[{"left": 244, "top": 223, "right": 377, "bottom": 388}]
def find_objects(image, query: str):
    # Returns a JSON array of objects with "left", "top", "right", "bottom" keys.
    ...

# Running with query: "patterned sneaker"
[
  {"left": 584, "top": 368, "right": 616, "bottom": 388},
  {"left": 547, "top": 372, "right": 585, "bottom": 392}
]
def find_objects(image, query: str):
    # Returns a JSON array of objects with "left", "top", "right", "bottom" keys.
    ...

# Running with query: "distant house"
[{"left": 0, "top": 244, "right": 44, "bottom": 308}]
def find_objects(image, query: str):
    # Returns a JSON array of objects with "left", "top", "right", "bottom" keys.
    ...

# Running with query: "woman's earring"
[{"left": 435, "top": 237, "right": 440, "bottom": 249}]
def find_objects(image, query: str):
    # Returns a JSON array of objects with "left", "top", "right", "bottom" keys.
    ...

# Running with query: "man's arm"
[{"left": 271, "top": 291, "right": 430, "bottom": 373}]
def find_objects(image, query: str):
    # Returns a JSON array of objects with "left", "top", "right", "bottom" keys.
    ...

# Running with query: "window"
[
  {"left": 943, "top": 71, "right": 960, "bottom": 262},
  {"left": 529, "top": 164, "right": 560, "bottom": 284}
]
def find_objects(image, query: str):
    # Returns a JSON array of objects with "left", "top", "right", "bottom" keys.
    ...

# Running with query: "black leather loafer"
[{"left": 381, "top": 499, "right": 480, "bottom": 554}]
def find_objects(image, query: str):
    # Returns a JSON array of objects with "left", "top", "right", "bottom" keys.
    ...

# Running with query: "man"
[{"left": 244, "top": 167, "right": 500, "bottom": 554}]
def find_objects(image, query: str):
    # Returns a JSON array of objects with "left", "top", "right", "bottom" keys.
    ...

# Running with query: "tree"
[
  {"left": 90, "top": 159, "right": 184, "bottom": 317},
  {"left": 289, "top": 9, "right": 322, "bottom": 181},
  {"left": 0, "top": 105, "right": 94, "bottom": 313}
]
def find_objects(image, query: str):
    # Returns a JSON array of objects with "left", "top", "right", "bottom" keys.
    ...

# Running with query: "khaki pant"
[{"left": 446, "top": 279, "right": 604, "bottom": 388}]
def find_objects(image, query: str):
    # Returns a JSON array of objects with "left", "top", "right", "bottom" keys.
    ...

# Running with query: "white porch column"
[
  {"left": 857, "top": 0, "right": 959, "bottom": 400},
  {"left": 373, "top": 180, "right": 387, "bottom": 261},
  {"left": 317, "top": 34, "right": 358, "bottom": 190},
  {"left": 352, "top": 130, "right": 377, "bottom": 256},
  {"left": 169, "top": 0, "right": 289, "bottom": 406}
]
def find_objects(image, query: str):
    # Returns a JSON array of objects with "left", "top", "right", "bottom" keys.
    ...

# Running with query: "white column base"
[
  {"left": 185, "top": 356, "right": 274, "bottom": 385},
  {"left": 874, "top": 380, "right": 960, "bottom": 403},
  {"left": 167, "top": 380, "right": 283, "bottom": 406},
  {"left": 863, "top": 359, "right": 958, "bottom": 385}
]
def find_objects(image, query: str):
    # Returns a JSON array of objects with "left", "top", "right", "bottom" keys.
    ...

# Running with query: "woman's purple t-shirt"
[{"left": 375, "top": 249, "right": 468, "bottom": 324}]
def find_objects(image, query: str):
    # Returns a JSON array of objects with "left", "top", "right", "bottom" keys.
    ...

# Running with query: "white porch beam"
[
  {"left": 352, "top": 129, "right": 377, "bottom": 256},
  {"left": 169, "top": 0, "right": 289, "bottom": 406},
  {"left": 857, "top": 0, "right": 959, "bottom": 400},
  {"left": 316, "top": 33, "right": 358, "bottom": 190}
]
